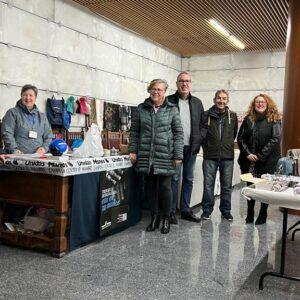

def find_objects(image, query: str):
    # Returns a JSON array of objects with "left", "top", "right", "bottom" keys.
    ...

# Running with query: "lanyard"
[{"left": 24, "top": 113, "right": 36, "bottom": 130}]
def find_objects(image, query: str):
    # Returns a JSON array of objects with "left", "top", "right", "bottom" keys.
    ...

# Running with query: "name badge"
[{"left": 29, "top": 131, "right": 37, "bottom": 139}]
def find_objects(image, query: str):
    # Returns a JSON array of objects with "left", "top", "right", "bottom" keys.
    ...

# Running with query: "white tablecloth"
[
  {"left": 242, "top": 185, "right": 300, "bottom": 210},
  {"left": 0, "top": 155, "right": 132, "bottom": 177}
]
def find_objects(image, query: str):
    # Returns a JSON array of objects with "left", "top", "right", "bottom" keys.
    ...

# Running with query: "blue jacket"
[{"left": 1, "top": 100, "right": 53, "bottom": 153}]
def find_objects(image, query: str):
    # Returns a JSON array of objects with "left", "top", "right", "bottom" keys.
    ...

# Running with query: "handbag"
[
  {"left": 46, "top": 96, "right": 70, "bottom": 129},
  {"left": 46, "top": 96, "right": 65, "bottom": 127}
]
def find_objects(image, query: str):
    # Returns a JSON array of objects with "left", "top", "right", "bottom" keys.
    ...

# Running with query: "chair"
[
  {"left": 286, "top": 148, "right": 300, "bottom": 240},
  {"left": 107, "top": 131, "right": 122, "bottom": 150},
  {"left": 66, "top": 129, "right": 85, "bottom": 147},
  {"left": 101, "top": 130, "right": 109, "bottom": 149},
  {"left": 122, "top": 131, "right": 130, "bottom": 145}
]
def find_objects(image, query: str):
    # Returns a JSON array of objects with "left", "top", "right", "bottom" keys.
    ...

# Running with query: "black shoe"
[
  {"left": 201, "top": 212, "right": 211, "bottom": 220},
  {"left": 146, "top": 214, "right": 160, "bottom": 232},
  {"left": 222, "top": 213, "right": 233, "bottom": 221},
  {"left": 161, "top": 217, "right": 170, "bottom": 234},
  {"left": 169, "top": 212, "right": 178, "bottom": 225},
  {"left": 181, "top": 211, "right": 201, "bottom": 223}
]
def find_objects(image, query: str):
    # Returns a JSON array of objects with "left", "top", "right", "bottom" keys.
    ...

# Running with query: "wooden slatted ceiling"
[{"left": 72, "top": 0, "right": 288, "bottom": 56}]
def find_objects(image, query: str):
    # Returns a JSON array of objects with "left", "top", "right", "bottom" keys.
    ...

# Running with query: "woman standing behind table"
[
  {"left": 237, "top": 94, "right": 281, "bottom": 225},
  {"left": 129, "top": 79, "right": 184, "bottom": 234},
  {"left": 1, "top": 84, "right": 53, "bottom": 154}
]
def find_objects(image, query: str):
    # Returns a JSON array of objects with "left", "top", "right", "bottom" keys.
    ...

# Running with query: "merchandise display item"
[
  {"left": 272, "top": 179, "right": 290, "bottom": 192},
  {"left": 276, "top": 157, "right": 293, "bottom": 175},
  {"left": 104, "top": 102, "right": 120, "bottom": 131},
  {"left": 294, "top": 183, "right": 300, "bottom": 195},
  {"left": 49, "top": 139, "right": 68, "bottom": 156}
]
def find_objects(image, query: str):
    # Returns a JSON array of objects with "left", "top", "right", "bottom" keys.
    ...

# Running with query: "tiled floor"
[{"left": 1, "top": 186, "right": 300, "bottom": 299}]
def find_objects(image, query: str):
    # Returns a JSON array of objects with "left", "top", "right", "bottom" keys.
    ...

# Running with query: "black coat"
[
  {"left": 167, "top": 92, "right": 205, "bottom": 155},
  {"left": 202, "top": 106, "right": 238, "bottom": 160},
  {"left": 237, "top": 115, "right": 281, "bottom": 175}
]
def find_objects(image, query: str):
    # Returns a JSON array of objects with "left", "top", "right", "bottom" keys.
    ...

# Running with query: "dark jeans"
[
  {"left": 202, "top": 159, "right": 234, "bottom": 215},
  {"left": 171, "top": 146, "right": 197, "bottom": 213},
  {"left": 145, "top": 173, "right": 172, "bottom": 217}
]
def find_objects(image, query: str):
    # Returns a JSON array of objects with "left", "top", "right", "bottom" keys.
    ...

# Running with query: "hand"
[
  {"left": 173, "top": 159, "right": 182, "bottom": 167},
  {"left": 0, "top": 154, "right": 12, "bottom": 164},
  {"left": 129, "top": 153, "right": 137, "bottom": 163},
  {"left": 36, "top": 147, "right": 46, "bottom": 154},
  {"left": 247, "top": 154, "right": 258, "bottom": 162},
  {"left": 0, "top": 154, "right": 6, "bottom": 164}
]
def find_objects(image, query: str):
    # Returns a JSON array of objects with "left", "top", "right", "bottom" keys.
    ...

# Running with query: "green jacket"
[{"left": 129, "top": 97, "right": 184, "bottom": 175}]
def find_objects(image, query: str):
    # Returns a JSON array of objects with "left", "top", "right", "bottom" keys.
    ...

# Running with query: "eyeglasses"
[
  {"left": 216, "top": 96, "right": 228, "bottom": 100},
  {"left": 177, "top": 80, "right": 191, "bottom": 84},
  {"left": 255, "top": 101, "right": 267, "bottom": 104},
  {"left": 150, "top": 88, "right": 164, "bottom": 93}
]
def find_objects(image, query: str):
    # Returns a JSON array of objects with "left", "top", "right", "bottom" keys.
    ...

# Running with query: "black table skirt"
[{"left": 69, "top": 167, "right": 142, "bottom": 251}]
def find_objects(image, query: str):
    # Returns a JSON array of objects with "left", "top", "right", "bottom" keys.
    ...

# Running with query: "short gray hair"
[
  {"left": 177, "top": 71, "right": 191, "bottom": 82},
  {"left": 147, "top": 79, "right": 168, "bottom": 92},
  {"left": 21, "top": 84, "right": 38, "bottom": 97},
  {"left": 213, "top": 89, "right": 229, "bottom": 101}
]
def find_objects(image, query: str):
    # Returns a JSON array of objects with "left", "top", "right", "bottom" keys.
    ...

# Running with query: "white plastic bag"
[{"left": 73, "top": 123, "right": 104, "bottom": 157}]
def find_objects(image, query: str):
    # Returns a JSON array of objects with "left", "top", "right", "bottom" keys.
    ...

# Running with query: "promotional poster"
[{"left": 100, "top": 168, "right": 129, "bottom": 236}]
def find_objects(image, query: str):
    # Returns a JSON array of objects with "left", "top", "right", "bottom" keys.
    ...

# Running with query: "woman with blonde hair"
[
  {"left": 237, "top": 94, "right": 281, "bottom": 225},
  {"left": 129, "top": 79, "right": 183, "bottom": 234}
]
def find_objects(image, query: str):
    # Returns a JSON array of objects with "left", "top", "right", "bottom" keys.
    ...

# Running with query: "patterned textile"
[
  {"left": 103, "top": 102, "right": 120, "bottom": 132},
  {"left": 119, "top": 105, "right": 131, "bottom": 131},
  {"left": 88, "top": 97, "right": 97, "bottom": 126}
]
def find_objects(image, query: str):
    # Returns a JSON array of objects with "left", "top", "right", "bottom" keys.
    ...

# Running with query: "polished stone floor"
[{"left": 1, "top": 186, "right": 300, "bottom": 299}]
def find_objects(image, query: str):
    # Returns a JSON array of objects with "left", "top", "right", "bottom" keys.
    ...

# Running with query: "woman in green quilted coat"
[{"left": 129, "top": 79, "right": 184, "bottom": 234}]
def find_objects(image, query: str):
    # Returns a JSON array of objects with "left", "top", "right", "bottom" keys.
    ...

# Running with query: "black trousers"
[
  {"left": 240, "top": 166, "right": 269, "bottom": 211},
  {"left": 145, "top": 173, "right": 172, "bottom": 217}
]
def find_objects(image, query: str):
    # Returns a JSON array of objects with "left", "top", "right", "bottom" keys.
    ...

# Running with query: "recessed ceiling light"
[
  {"left": 209, "top": 19, "right": 229, "bottom": 37},
  {"left": 208, "top": 19, "right": 245, "bottom": 50},
  {"left": 228, "top": 35, "right": 245, "bottom": 49}
]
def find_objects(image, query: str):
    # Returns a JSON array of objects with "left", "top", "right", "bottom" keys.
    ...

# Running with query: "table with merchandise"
[
  {"left": 242, "top": 175, "right": 300, "bottom": 289},
  {"left": 0, "top": 154, "right": 141, "bottom": 257}
]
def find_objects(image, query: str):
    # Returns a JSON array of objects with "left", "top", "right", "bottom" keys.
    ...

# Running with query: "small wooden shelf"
[
  {"left": 0, "top": 171, "right": 69, "bottom": 257},
  {"left": 0, "top": 230, "right": 52, "bottom": 249}
]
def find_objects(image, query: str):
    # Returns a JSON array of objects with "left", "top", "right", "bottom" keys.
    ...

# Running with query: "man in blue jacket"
[{"left": 168, "top": 72, "right": 205, "bottom": 223}]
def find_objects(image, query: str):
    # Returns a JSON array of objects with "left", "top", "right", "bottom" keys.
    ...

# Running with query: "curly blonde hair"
[{"left": 247, "top": 94, "right": 281, "bottom": 123}]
